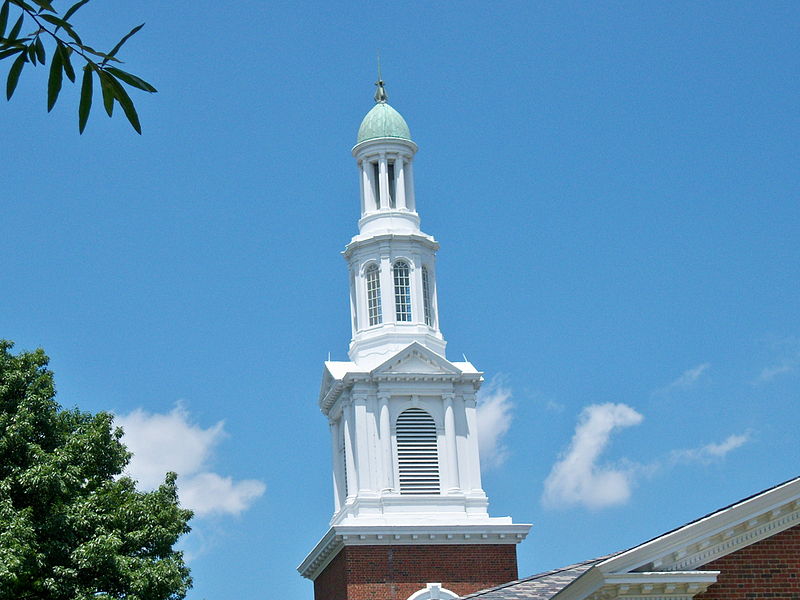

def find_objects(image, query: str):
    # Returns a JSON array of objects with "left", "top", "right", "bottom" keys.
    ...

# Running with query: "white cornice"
[
  {"left": 298, "top": 523, "right": 531, "bottom": 581},
  {"left": 344, "top": 232, "right": 439, "bottom": 257},
  {"left": 318, "top": 343, "right": 484, "bottom": 412},
  {"left": 556, "top": 569, "right": 719, "bottom": 600},
  {"left": 598, "top": 478, "right": 800, "bottom": 574}
]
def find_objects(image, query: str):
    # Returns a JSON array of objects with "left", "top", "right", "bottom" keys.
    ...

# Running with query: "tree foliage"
[
  {"left": 0, "top": 0, "right": 155, "bottom": 133},
  {"left": 0, "top": 341, "right": 192, "bottom": 600}
]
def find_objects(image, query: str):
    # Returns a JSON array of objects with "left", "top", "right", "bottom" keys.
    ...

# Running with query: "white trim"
[
  {"left": 297, "top": 523, "right": 531, "bottom": 581},
  {"left": 407, "top": 583, "right": 459, "bottom": 600},
  {"left": 598, "top": 478, "right": 800, "bottom": 574},
  {"left": 554, "top": 569, "right": 719, "bottom": 600}
]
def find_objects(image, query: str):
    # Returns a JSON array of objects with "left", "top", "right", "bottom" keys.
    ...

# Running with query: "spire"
[{"left": 374, "top": 53, "right": 388, "bottom": 103}]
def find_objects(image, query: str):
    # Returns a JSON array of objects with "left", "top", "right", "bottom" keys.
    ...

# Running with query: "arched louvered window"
[
  {"left": 422, "top": 266, "right": 433, "bottom": 327},
  {"left": 395, "top": 408, "right": 440, "bottom": 494},
  {"left": 365, "top": 264, "right": 382, "bottom": 326},
  {"left": 393, "top": 261, "right": 412, "bottom": 322}
]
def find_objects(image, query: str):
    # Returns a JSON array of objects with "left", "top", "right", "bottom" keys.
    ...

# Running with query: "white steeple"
[
  {"left": 299, "top": 81, "right": 529, "bottom": 584},
  {"left": 347, "top": 78, "right": 445, "bottom": 365}
]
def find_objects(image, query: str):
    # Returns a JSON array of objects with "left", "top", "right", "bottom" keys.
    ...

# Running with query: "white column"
[
  {"left": 464, "top": 393, "right": 483, "bottom": 492},
  {"left": 378, "top": 154, "right": 389, "bottom": 209},
  {"left": 330, "top": 419, "right": 343, "bottom": 512},
  {"left": 378, "top": 393, "right": 392, "bottom": 491},
  {"left": 395, "top": 155, "right": 407, "bottom": 209},
  {"left": 428, "top": 261, "right": 439, "bottom": 331},
  {"left": 411, "top": 254, "right": 424, "bottom": 326},
  {"left": 349, "top": 267, "right": 358, "bottom": 335},
  {"left": 380, "top": 251, "right": 394, "bottom": 324},
  {"left": 343, "top": 401, "right": 357, "bottom": 498},
  {"left": 353, "top": 394, "right": 371, "bottom": 493},
  {"left": 364, "top": 160, "right": 377, "bottom": 212},
  {"left": 367, "top": 395, "right": 379, "bottom": 491},
  {"left": 455, "top": 394, "right": 472, "bottom": 491},
  {"left": 443, "top": 393, "right": 460, "bottom": 492},
  {"left": 358, "top": 160, "right": 366, "bottom": 215},
  {"left": 404, "top": 160, "right": 416, "bottom": 211}
]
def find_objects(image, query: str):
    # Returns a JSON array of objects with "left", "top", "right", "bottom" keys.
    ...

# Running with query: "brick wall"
[
  {"left": 313, "top": 544, "right": 519, "bottom": 600},
  {"left": 696, "top": 524, "right": 800, "bottom": 600}
]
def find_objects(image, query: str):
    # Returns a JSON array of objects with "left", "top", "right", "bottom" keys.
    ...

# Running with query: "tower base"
[{"left": 314, "top": 544, "right": 519, "bottom": 600}]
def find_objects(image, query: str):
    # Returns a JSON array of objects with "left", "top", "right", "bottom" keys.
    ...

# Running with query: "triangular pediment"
[
  {"left": 540, "top": 477, "right": 800, "bottom": 600},
  {"left": 596, "top": 476, "right": 800, "bottom": 575},
  {"left": 371, "top": 342, "right": 462, "bottom": 376}
]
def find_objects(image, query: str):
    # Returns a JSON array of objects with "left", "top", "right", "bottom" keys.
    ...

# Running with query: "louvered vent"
[{"left": 396, "top": 408, "right": 440, "bottom": 494}]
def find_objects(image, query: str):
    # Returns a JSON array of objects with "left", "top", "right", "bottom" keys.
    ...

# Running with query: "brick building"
[{"left": 459, "top": 477, "right": 800, "bottom": 600}]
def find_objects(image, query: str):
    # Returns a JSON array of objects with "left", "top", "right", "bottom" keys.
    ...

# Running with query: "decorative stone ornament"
[{"left": 298, "top": 81, "right": 530, "bottom": 599}]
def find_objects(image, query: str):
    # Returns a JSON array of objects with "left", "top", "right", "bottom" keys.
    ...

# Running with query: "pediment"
[
  {"left": 596, "top": 476, "right": 800, "bottom": 575},
  {"left": 371, "top": 342, "right": 461, "bottom": 376}
]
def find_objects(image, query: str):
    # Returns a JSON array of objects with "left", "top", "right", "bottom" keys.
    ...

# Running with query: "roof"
[
  {"left": 356, "top": 102, "right": 412, "bottom": 144},
  {"left": 461, "top": 475, "right": 800, "bottom": 600},
  {"left": 459, "top": 559, "right": 604, "bottom": 600}
]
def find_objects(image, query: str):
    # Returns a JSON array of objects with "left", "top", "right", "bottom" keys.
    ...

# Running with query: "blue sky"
[{"left": 2, "top": 1, "right": 799, "bottom": 598}]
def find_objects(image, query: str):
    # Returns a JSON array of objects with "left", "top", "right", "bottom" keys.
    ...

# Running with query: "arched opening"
[
  {"left": 393, "top": 261, "right": 412, "bottom": 322},
  {"left": 365, "top": 263, "right": 382, "bottom": 326},
  {"left": 406, "top": 583, "right": 459, "bottom": 600}
]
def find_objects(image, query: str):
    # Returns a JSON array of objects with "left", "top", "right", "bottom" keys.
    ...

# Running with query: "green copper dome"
[{"left": 356, "top": 102, "right": 412, "bottom": 144}]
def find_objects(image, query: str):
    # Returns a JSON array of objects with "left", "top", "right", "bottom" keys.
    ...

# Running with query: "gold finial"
[{"left": 374, "top": 51, "right": 388, "bottom": 103}]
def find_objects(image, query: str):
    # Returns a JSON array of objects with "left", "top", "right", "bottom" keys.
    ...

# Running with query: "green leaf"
[
  {"left": 78, "top": 64, "right": 91, "bottom": 133},
  {"left": 105, "top": 73, "right": 140, "bottom": 134},
  {"left": 57, "top": 42, "right": 73, "bottom": 82},
  {"left": 29, "top": 0, "right": 54, "bottom": 12},
  {"left": 38, "top": 13, "right": 70, "bottom": 29},
  {"left": 26, "top": 40, "right": 35, "bottom": 64},
  {"left": 46, "top": 40, "right": 61, "bottom": 111},
  {"left": 105, "top": 66, "right": 156, "bottom": 93},
  {"left": 77, "top": 43, "right": 115, "bottom": 61},
  {"left": 34, "top": 34, "right": 44, "bottom": 64},
  {"left": 98, "top": 69, "right": 113, "bottom": 116},
  {"left": 8, "top": 0, "right": 36, "bottom": 12},
  {"left": 0, "top": 1, "right": 10, "bottom": 39},
  {"left": 62, "top": 0, "right": 90, "bottom": 23},
  {"left": 60, "top": 21, "right": 82, "bottom": 45},
  {"left": 106, "top": 23, "right": 143, "bottom": 60},
  {"left": 6, "top": 50, "right": 25, "bottom": 99},
  {"left": 7, "top": 13, "right": 22, "bottom": 40},
  {"left": 0, "top": 46, "right": 22, "bottom": 59}
]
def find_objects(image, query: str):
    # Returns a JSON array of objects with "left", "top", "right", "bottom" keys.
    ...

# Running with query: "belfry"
[{"left": 298, "top": 79, "right": 530, "bottom": 600}]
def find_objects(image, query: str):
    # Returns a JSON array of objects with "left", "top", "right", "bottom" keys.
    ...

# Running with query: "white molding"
[
  {"left": 556, "top": 569, "right": 719, "bottom": 600},
  {"left": 406, "top": 583, "right": 459, "bottom": 600},
  {"left": 598, "top": 478, "right": 800, "bottom": 574},
  {"left": 297, "top": 523, "right": 532, "bottom": 581}
]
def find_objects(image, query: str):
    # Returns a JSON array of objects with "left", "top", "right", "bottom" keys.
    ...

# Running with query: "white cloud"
[
  {"left": 477, "top": 380, "right": 514, "bottom": 470},
  {"left": 755, "top": 352, "right": 800, "bottom": 384},
  {"left": 542, "top": 403, "right": 643, "bottom": 510},
  {"left": 115, "top": 403, "right": 266, "bottom": 517},
  {"left": 179, "top": 473, "right": 266, "bottom": 517},
  {"left": 654, "top": 363, "right": 710, "bottom": 396},
  {"left": 670, "top": 432, "right": 751, "bottom": 465}
]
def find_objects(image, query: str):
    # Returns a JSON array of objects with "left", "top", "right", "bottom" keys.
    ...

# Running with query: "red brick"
[
  {"left": 697, "top": 525, "right": 800, "bottom": 600},
  {"left": 313, "top": 544, "right": 519, "bottom": 600}
]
